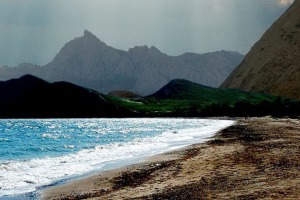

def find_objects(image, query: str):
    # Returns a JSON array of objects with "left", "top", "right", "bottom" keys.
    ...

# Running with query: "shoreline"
[
  {"left": 41, "top": 117, "right": 300, "bottom": 199},
  {"left": 39, "top": 129, "right": 219, "bottom": 199},
  {"left": 1, "top": 118, "right": 232, "bottom": 199},
  {"left": 39, "top": 143, "right": 192, "bottom": 199}
]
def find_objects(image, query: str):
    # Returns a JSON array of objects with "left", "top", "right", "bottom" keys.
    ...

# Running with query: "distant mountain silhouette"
[
  {"left": 0, "top": 30, "right": 243, "bottom": 95},
  {"left": 0, "top": 75, "right": 129, "bottom": 118},
  {"left": 221, "top": 0, "right": 300, "bottom": 99}
]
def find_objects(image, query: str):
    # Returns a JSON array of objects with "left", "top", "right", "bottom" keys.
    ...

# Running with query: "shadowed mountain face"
[
  {"left": 0, "top": 30, "right": 243, "bottom": 95},
  {"left": 0, "top": 75, "right": 128, "bottom": 118},
  {"left": 221, "top": 0, "right": 300, "bottom": 99}
]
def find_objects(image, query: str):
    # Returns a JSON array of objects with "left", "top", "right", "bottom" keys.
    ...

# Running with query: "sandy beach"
[{"left": 41, "top": 117, "right": 300, "bottom": 199}]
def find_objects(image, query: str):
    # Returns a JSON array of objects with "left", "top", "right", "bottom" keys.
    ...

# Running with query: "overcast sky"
[{"left": 0, "top": 0, "right": 294, "bottom": 66}]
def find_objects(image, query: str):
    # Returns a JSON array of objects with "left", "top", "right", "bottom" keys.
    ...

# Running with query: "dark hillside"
[{"left": 0, "top": 75, "right": 129, "bottom": 118}]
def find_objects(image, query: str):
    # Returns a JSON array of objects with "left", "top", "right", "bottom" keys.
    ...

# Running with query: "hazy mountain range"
[
  {"left": 0, "top": 30, "right": 243, "bottom": 95},
  {"left": 221, "top": 0, "right": 300, "bottom": 100}
]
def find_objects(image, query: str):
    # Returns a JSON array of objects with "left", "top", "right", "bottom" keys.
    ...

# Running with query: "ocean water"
[{"left": 0, "top": 118, "right": 234, "bottom": 198}]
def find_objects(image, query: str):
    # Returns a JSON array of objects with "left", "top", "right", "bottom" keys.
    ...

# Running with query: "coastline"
[{"left": 41, "top": 117, "right": 300, "bottom": 199}]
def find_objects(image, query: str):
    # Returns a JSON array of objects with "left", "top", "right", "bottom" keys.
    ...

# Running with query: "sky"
[{"left": 0, "top": 0, "right": 294, "bottom": 66}]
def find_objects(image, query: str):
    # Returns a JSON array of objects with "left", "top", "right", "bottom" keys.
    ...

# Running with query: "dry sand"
[{"left": 41, "top": 117, "right": 300, "bottom": 199}]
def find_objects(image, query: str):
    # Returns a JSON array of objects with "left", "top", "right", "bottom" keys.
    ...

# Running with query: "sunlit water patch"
[{"left": 0, "top": 118, "right": 235, "bottom": 198}]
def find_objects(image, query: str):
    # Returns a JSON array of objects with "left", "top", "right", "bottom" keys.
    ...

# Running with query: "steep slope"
[
  {"left": 0, "top": 30, "right": 243, "bottom": 95},
  {"left": 0, "top": 75, "right": 128, "bottom": 118},
  {"left": 221, "top": 0, "right": 300, "bottom": 99}
]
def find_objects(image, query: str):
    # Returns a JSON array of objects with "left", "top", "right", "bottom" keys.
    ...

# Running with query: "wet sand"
[{"left": 41, "top": 117, "right": 300, "bottom": 199}]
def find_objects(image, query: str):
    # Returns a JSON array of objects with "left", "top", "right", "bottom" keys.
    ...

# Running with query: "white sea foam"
[{"left": 0, "top": 119, "right": 234, "bottom": 197}]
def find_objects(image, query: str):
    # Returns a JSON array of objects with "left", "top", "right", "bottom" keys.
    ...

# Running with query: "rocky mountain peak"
[
  {"left": 84, "top": 29, "right": 95, "bottom": 37},
  {"left": 82, "top": 30, "right": 107, "bottom": 45},
  {"left": 81, "top": 30, "right": 107, "bottom": 46},
  {"left": 47, "top": 30, "right": 112, "bottom": 67}
]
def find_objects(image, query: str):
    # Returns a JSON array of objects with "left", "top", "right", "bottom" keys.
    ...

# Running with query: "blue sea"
[{"left": 0, "top": 118, "right": 234, "bottom": 199}]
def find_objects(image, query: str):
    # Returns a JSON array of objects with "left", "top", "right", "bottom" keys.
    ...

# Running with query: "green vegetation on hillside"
[{"left": 106, "top": 79, "right": 300, "bottom": 117}]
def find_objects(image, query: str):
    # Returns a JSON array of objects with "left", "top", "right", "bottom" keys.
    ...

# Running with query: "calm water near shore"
[{"left": 0, "top": 118, "right": 234, "bottom": 199}]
